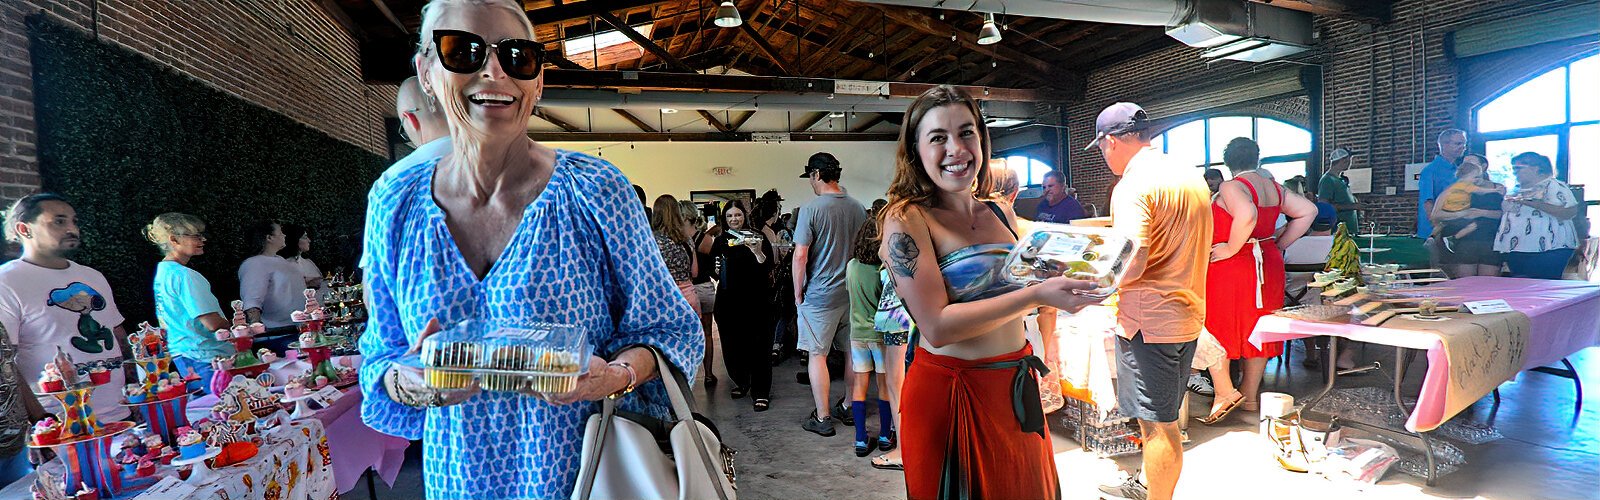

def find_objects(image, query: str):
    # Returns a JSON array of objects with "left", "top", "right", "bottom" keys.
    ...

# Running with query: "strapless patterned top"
[{"left": 938, "top": 243, "right": 1021, "bottom": 303}]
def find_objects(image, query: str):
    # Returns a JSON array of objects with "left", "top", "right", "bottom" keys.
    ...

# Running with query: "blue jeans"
[
  {"left": 0, "top": 451, "right": 32, "bottom": 488},
  {"left": 173, "top": 355, "right": 217, "bottom": 396},
  {"left": 1504, "top": 249, "right": 1574, "bottom": 280}
]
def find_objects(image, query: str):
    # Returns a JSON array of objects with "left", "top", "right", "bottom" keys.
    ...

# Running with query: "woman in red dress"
[{"left": 1201, "top": 138, "right": 1317, "bottom": 423}]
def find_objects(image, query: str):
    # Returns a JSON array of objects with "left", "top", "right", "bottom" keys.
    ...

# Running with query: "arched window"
[
  {"left": 1148, "top": 116, "right": 1313, "bottom": 182},
  {"left": 1474, "top": 53, "right": 1598, "bottom": 233}
]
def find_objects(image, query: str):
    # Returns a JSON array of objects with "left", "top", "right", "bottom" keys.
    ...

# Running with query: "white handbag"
[{"left": 572, "top": 349, "right": 736, "bottom": 500}]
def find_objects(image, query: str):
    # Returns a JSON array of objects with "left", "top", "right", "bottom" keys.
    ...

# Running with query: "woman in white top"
[
  {"left": 145, "top": 213, "right": 232, "bottom": 393},
  {"left": 237, "top": 220, "right": 304, "bottom": 353},
  {"left": 1494, "top": 152, "right": 1581, "bottom": 279},
  {"left": 278, "top": 224, "right": 330, "bottom": 297}
]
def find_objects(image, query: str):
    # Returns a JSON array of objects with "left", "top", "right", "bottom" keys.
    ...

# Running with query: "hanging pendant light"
[
  {"left": 976, "top": 13, "right": 1002, "bottom": 45},
  {"left": 714, "top": 1, "right": 743, "bottom": 28}
]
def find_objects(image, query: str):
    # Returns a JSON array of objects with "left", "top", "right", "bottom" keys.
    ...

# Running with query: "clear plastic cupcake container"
[
  {"left": 1003, "top": 222, "right": 1140, "bottom": 297},
  {"left": 417, "top": 321, "right": 590, "bottom": 394}
]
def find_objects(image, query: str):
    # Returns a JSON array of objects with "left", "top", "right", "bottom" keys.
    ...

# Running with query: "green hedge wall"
[{"left": 26, "top": 15, "right": 386, "bottom": 324}]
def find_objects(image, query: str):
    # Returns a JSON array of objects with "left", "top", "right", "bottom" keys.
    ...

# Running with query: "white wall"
[{"left": 543, "top": 141, "right": 898, "bottom": 208}]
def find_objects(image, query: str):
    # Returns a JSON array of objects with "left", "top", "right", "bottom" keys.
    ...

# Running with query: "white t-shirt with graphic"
[{"left": 0, "top": 260, "right": 129, "bottom": 422}]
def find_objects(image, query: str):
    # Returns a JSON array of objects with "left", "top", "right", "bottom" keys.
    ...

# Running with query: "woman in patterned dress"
[{"left": 357, "top": 1, "right": 703, "bottom": 498}]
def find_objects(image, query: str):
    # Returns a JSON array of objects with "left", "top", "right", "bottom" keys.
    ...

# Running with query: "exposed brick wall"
[
  {"left": 1067, "top": 0, "right": 1589, "bottom": 234},
  {"left": 0, "top": 0, "right": 398, "bottom": 202}
]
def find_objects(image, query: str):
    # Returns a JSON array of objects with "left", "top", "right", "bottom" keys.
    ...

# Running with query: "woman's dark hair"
[
  {"left": 851, "top": 219, "right": 882, "bottom": 265},
  {"left": 1512, "top": 152, "right": 1554, "bottom": 175},
  {"left": 244, "top": 220, "right": 280, "bottom": 254},
  {"left": 751, "top": 193, "right": 781, "bottom": 230},
  {"left": 1221, "top": 137, "right": 1260, "bottom": 173},
  {"left": 4, "top": 192, "right": 70, "bottom": 243},
  {"left": 720, "top": 200, "right": 750, "bottom": 231},
  {"left": 278, "top": 224, "right": 308, "bottom": 258}
]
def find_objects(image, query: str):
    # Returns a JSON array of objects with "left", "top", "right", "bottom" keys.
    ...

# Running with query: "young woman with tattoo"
[{"left": 878, "top": 85, "right": 1100, "bottom": 499}]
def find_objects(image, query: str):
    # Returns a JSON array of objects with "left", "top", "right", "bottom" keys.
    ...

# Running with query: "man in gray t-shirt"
[{"left": 792, "top": 152, "right": 867, "bottom": 436}]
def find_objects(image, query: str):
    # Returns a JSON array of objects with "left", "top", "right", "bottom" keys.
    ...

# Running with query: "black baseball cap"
[{"left": 800, "top": 152, "right": 842, "bottom": 177}]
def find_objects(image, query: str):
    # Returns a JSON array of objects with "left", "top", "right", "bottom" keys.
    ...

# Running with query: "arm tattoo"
[{"left": 889, "top": 233, "right": 920, "bottom": 278}]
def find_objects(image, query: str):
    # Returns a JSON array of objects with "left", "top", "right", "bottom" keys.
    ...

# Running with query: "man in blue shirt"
[
  {"left": 1033, "top": 170, "right": 1087, "bottom": 223},
  {"left": 1417, "top": 129, "right": 1468, "bottom": 269},
  {"left": 1417, "top": 129, "right": 1468, "bottom": 238}
]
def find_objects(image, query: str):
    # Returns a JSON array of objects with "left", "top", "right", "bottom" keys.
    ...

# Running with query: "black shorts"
[{"left": 1115, "top": 331, "right": 1196, "bottom": 423}]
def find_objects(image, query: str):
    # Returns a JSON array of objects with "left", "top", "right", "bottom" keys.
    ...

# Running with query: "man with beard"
[{"left": 0, "top": 193, "right": 131, "bottom": 428}]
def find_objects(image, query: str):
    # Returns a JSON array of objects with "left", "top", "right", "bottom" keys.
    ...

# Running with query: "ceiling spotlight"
[
  {"left": 661, "top": 108, "right": 679, "bottom": 114},
  {"left": 828, "top": 111, "right": 846, "bottom": 118},
  {"left": 714, "top": 1, "right": 743, "bottom": 28},
  {"left": 976, "top": 13, "right": 1002, "bottom": 45}
]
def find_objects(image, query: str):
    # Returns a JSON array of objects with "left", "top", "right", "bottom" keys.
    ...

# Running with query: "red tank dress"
[{"left": 1206, "top": 175, "right": 1286, "bottom": 359}]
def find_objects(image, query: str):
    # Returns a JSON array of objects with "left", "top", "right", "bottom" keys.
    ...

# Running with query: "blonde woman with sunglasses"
[{"left": 357, "top": 1, "right": 703, "bottom": 497}]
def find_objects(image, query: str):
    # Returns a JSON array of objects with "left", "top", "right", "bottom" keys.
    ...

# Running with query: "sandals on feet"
[
  {"left": 877, "top": 433, "right": 896, "bottom": 452},
  {"left": 753, "top": 399, "right": 770, "bottom": 412},
  {"left": 730, "top": 386, "right": 748, "bottom": 399},
  {"left": 1198, "top": 391, "right": 1245, "bottom": 425},
  {"left": 870, "top": 454, "right": 903, "bottom": 471}
]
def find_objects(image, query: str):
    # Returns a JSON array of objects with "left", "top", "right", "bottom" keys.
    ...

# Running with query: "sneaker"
[
  {"left": 1186, "top": 372, "right": 1215, "bottom": 398},
  {"left": 854, "top": 438, "right": 876, "bottom": 457},
  {"left": 803, "top": 411, "right": 837, "bottom": 437},
  {"left": 832, "top": 397, "right": 855, "bottom": 426},
  {"left": 1098, "top": 475, "right": 1149, "bottom": 500}
]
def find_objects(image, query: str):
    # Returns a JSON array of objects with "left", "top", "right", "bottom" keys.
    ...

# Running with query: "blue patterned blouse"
[{"left": 358, "top": 150, "right": 704, "bottom": 499}]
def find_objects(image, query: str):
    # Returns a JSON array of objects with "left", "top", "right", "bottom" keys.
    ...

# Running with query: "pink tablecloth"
[
  {"left": 190, "top": 383, "right": 409, "bottom": 494},
  {"left": 1251, "top": 277, "right": 1600, "bottom": 431}
]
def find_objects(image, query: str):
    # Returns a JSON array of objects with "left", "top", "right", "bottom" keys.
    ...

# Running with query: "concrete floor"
[{"left": 348, "top": 334, "right": 1599, "bottom": 500}]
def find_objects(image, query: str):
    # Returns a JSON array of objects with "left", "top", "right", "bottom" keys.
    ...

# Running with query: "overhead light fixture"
[
  {"left": 827, "top": 111, "right": 846, "bottom": 118},
  {"left": 661, "top": 108, "right": 679, "bottom": 114},
  {"left": 976, "top": 13, "right": 1002, "bottom": 45},
  {"left": 713, "top": 1, "right": 742, "bottom": 28}
]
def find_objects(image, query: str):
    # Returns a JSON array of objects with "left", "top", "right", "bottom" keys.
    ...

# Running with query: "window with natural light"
[
  {"left": 1149, "top": 116, "right": 1312, "bottom": 182},
  {"left": 1004, "top": 156, "right": 1054, "bottom": 187},
  {"left": 564, "top": 25, "right": 653, "bottom": 68},
  {"left": 1475, "top": 52, "right": 1599, "bottom": 234}
]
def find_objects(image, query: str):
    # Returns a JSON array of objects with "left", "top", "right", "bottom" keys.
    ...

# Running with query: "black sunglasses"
[{"left": 431, "top": 29, "right": 545, "bottom": 80}]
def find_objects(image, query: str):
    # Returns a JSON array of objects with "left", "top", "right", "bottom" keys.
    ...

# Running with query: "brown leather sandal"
[{"left": 1198, "top": 391, "right": 1245, "bottom": 425}]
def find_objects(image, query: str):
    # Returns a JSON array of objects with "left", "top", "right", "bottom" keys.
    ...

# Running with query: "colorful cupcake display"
[
  {"left": 31, "top": 417, "right": 62, "bottom": 446},
  {"left": 175, "top": 426, "right": 207, "bottom": 460},
  {"left": 87, "top": 365, "right": 110, "bottom": 385},
  {"left": 39, "top": 362, "right": 66, "bottom": 393},
  {"left": 290, "top": 288, "right": 353, "bottom": 389},
  {"left": 213, "top": 301, "right": 264, "bottom": 371}
]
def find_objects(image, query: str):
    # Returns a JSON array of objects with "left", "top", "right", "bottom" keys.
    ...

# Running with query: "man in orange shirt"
[{"left": 1088, "top": 103, "right": 1213, "bottom": 500}]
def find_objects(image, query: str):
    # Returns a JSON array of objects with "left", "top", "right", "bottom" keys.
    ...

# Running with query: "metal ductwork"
[{"left": 852, "top": 0, "right": 1313, "bottom": 63}]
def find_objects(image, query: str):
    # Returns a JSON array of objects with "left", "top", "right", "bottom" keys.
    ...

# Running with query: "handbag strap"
[
  {"left": 575, "top": 397, "right": 617, "bottom": 500},
  {"left": 648, "top": 349, "right": 732, "bottom": 500}
]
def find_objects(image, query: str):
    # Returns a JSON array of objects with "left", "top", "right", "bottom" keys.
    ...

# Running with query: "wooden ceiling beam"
[
  {"left": 866, "top": 5, "right": 1079, "bottom": 91},
  {"left": 698, "top": 110, "right": 733, "bottom": 132},
  {"left": 738, "top": 21, "right": 795, "bottom": 75},
  {"left": 591, "top": 6, "right": 696, "bottom": 73},
  {"left": 1247, "top": 0, "right": 1392, "bottom": 24},
  {"left": 533, "top": 108, "right": 582, "bottom": 132},
  {"left": 729, "top": 111, "right": 757, "bottom": 131},
  {"left": 614, "top": 109, "right": 657, "bottom": 132},
  {"left": 797, "top": 8, "right": 875, "bottom": 73}
]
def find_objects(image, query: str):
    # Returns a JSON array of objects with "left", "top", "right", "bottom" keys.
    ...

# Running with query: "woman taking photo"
[
  {"left": 1431, "top": 154, "right": 1504, "bottom": 278},
  {"left": 880, "top": 85, "right": 1097, "bottom": 499},
  {"left": 357, "top": 1, "right": 703, "bottom": 497},
  {"left": 145, "top": 213, "right": 231, "bottom": 392},
  {"left": 1199, "top": 138, "right": 1315, "bottom": 424},
  {"left": 701, "top": 199, "right": 776, "bottom": 410}
]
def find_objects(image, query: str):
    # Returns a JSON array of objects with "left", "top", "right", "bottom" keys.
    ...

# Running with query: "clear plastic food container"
[
  {"left": 1003, "top": 222, "right": 1139, "bottom": 297},
  {"left": 411, "top": 321, "right": 590, "bottom": 394}
]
